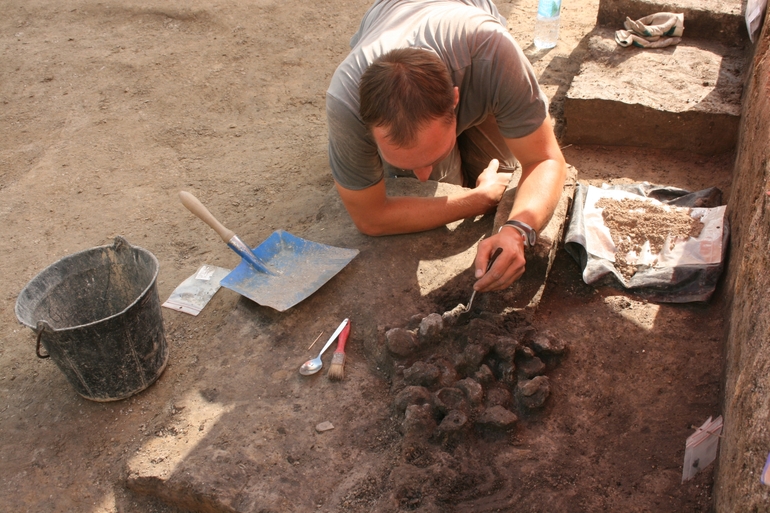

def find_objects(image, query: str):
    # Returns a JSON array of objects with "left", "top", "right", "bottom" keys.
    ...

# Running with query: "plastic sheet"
[{"left": 564, "top": 182, "right": 729, "bottom": 302}]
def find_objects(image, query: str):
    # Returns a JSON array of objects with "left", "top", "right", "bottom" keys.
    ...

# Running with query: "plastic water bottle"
[{"left": 533, "top": 0, "right": 562, "bottom": 50}]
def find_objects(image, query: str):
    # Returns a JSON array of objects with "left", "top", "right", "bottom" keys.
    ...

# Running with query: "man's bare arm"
[
  {"left": 472, "top": 117, "right": 567, "bottom": 292},
  {"left": 335, "top": 160, "right": 510, "bottom": 236}
]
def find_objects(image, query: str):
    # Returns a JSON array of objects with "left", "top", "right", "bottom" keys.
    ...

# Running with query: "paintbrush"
[{"left": 327, "top": 319, "right": 351, "bottom": 381}]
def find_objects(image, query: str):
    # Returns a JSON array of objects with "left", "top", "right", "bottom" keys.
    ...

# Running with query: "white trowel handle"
[{"left": 179, "top": 191, "right": 235, "bottom": 243}]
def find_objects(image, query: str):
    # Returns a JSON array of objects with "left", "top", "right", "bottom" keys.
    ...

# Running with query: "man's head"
[{"left": 359, "top": 48, "right": 459, "bottom": 179}]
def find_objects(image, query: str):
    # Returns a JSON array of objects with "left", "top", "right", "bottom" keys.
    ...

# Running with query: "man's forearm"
[
  {"left": 336, "top": 179, "right": 502, "bottom": 236},
  {"left": 503, "top": 118, "right": 568, "bottom": 233},
  {"left": 375, "top": 190, "right": 498, "bottom": 235},
  {"left": 506, "top": 158, "right": 567, "bottom": 232}
]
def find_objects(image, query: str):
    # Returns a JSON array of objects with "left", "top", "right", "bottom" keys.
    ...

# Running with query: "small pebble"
[{"left": 315, "top": 421, "right": 334, "bottom": 433}]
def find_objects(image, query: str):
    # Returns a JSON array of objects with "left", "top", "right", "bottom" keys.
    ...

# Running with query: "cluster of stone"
[{"left": 384, "top": 309, "right": 566, "bottom": 443}]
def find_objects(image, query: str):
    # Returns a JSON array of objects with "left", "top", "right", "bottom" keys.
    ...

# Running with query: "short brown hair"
[{"left": 359, "top": 48, "right": 455, "bottom": 148}]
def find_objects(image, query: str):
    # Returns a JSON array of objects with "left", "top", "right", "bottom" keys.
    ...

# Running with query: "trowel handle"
[{"left": 179, "top": 191, "right": 235, "bottom": 243}]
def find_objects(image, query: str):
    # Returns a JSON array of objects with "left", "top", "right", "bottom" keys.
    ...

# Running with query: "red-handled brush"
[{"left": 327, "top": 319, "right": 350, "bottom": 381}]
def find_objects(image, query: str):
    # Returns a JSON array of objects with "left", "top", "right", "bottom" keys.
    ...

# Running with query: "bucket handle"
[
  {"left": 113, "top": 235, "right": 131, "bottom": 251},
  {"left": 35, "top": 321, "right": 51, "bottom": 359}
]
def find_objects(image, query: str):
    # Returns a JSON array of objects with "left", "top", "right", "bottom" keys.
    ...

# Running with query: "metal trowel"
[
  {"left": 179, "top": 191, "right": 359, "bottom": 312},
  {"left": 455, "top": 247, "right": 503, "bottom": 323}
]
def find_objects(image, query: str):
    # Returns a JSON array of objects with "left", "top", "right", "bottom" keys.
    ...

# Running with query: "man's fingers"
[
  {"left": 486, "top": 264, "right": 525, "bottom": 291},
  {"left": 475, "top": 159, "right": 500, "bottom": 187},
  {"left": 473, "top": 232, "right": 527, "bottom": 292},
  {"left": 475, "top": 257, "right": 523, "bottom": 292},
  {"left": 473, "top": 240, "right": 499, "bottom": 278},
  {"left": 473, "top": 248, "right": 507, "bottom": 287},
  {"left": 485, "top": 158, "right": 500, "bottom": 173}
]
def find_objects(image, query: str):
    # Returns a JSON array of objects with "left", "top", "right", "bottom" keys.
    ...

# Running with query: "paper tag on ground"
[
  {"left": 162, "top": 265, "right": 230, "bottom": 316},
  {"left": 682, "top": 415, "right": 723, "bottom": 482}
]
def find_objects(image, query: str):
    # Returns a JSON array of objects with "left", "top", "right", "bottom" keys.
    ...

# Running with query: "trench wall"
[{"left": 714, "top": 8, "right": 770, "bottom": 511}]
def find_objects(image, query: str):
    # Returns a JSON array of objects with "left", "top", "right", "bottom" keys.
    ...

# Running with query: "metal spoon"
[{"left": 299, "top": 318, "right": 349, "bottom": 375}]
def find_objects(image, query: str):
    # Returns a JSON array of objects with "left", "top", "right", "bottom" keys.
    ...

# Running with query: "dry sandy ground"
[{"left": 0, "top": 0, "right": 733, "bottom": 511}]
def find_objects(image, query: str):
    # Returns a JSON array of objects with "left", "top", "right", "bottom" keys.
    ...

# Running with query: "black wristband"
[{"left": 499, "top": 220, "right": 537, "bottom": 248}]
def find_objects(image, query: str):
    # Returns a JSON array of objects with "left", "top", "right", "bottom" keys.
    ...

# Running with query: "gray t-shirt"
[{"left": 327, "top": 0, "right": 548, "bottom": 190}]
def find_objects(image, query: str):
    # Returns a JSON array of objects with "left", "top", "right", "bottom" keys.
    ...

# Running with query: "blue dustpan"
[
  {"left": 221, "top": 230, "right": 358, "bottom": 311},
  {"left": 180, "top": 191, "right": 359, "bottom": 311}
]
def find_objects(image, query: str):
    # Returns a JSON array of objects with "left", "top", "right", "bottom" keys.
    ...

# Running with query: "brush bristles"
[{"left": 328, "top": 352, "right": 346, "bottom": 381}]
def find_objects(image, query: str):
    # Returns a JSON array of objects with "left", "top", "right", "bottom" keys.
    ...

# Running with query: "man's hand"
[
  {"left": 475, "top": 159, "right": 511, "bottom": 209},
  {"left": 472, "top": 228, "right": 526, "bottom": 292}
]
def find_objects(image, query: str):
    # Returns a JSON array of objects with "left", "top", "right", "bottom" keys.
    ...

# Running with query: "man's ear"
[{"left": 453, "top": 86, "right": 460, "bottom": 108}]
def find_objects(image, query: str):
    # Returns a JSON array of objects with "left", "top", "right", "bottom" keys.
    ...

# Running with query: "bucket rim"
[{"left": 14, "top": 236, "right": 160, "bottom": 333}]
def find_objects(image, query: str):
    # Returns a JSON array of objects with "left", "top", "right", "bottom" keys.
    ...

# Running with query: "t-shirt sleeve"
[
  {"left": 459, "top": 27, "right": 548, "bottom": 139},
  {"left": 489, "top": 32, "right": 548, "bottom": 138},
  {"left": 326, "top": 93, "right": 384, "bottom": 190}
]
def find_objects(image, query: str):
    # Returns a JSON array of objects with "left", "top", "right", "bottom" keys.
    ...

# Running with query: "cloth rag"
[{"left": 616, "top": 12, "right": 684, "bottom": 48}]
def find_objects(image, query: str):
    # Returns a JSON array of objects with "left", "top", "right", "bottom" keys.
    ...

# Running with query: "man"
[{"left": 326, "top": 0, "right": 567, "bottom": 293}]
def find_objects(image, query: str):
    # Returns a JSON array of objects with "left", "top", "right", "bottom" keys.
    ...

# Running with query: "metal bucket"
[{"left": 15, "top": 236, "right": 168, "bottom": 402}]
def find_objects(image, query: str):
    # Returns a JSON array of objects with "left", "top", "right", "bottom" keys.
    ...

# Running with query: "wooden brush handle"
[
  {"left": 334, "top": 321, "right": 350, "bottom": 353},
  {"left": 179, "top": 191, "right": 235, "bottom": 243}
]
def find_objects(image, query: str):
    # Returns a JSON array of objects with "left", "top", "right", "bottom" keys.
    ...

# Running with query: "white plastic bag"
[{"left": 565, "top": 183, "right": 729, "bottom": 302}]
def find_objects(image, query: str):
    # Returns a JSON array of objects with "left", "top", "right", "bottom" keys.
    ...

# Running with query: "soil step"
[
  {"left": 493, "top": 164, "right": 577, "bottom": 310},
  {"left": 562, "top": 28, "right": 745, "bottom": 155},
  {"left": 597, "top": 0, "right": 748, "bottom": 46}
]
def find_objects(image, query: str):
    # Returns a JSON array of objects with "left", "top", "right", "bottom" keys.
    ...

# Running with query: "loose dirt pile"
[{"left": 597, "top": 198, "right": 705, "bottom": 279}]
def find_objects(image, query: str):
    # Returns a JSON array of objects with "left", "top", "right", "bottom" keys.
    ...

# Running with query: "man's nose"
[{"left": 414, "top": 167, "right": 432, "bottom": 181}]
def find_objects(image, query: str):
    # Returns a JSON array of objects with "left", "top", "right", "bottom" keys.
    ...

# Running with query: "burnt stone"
[
  {"left": 516, "top": 354, "right": 546, "bottom": 379},
  {"left": 493, "top": 336, "right": 519, "bottom": 363},
  {"left": 404, "top": 361, "right": 441, "bottom": 387},
  {"left": 386, "top": 328, "right": 419, "bottom": 357},
  {"left": 434, "top": 387, "right": 468, "bottom": 415},
  {"left": 525, "top": 330, "right": 567, "bottom": 356},
  {"left": 394, "top": 386, "right": 434, "bottom": 415},
  {"left": 418, "top": 313, "right": 443, "bottom": 345},
  {"left": 455, "top": 378, "right": 484, "bottom": 407},
  {"left": 474, "top": 364, "right": 495, "bottom": 385},
  {"left": 454, "top": 343, "right": 488, "bottom": 375},
  {"left": 516, "top": 376, "right": 551, "bottom": 409},
  {"left": 406, "top": 314, "right": 423, "bottom": 331},
  {"left": 478, "top": 405, "right": 518, "bottom": 430},
  {"left": 496, "top": 361, "right": 516, "bottom": 385},
  {"left": 514, "top": 325, "right": 537, "bottom": 341},
  {"left": 465, "top": 318, "right": 499, "bottom": 350},
  {"left": 432, "top": 357, "right": 459, "bottom": 387},
  {"left": 485, "top": 385, "right": 513, "bottom": 408},
  {"left": 402, "top": 404, "right": 437, "bottom": 438},
  {"left": 436, "top": 409, "right": 468, "bottom": 435},
  {"left": 517, "top": 345, "right": 536, "bottom": 358}
]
